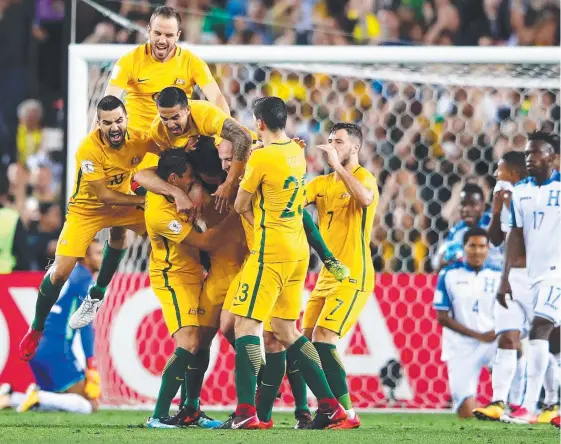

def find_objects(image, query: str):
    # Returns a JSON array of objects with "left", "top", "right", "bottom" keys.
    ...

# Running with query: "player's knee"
[
  {"left": 234, "top": 315, "right": 261, "bottom": 337},
  {"left": 263, "top": 331, "right": 284, "bottom": 353},
  {"left": 530, "top": 316, "right": 555, "bottom": 341},
  {"left": 549, "top": 326, "right": 560, "bottom": 354},
  {"left": 198, "top": 327, "right": 217, "bottom": 349},
  {"left": 174, "top": 326, "right": 199, "bottom": 354},
  {"left": 311, "top": 327, "right": 338, "bottom": 345},
  {"left": 270, "top": 318, "right": 299, "bottom": 346},
  {"left": 498, "top": 331, "right": 521, "bottom": 350},
  {"left": 49, "top": 259, "right": 76, "bottom": 285},
  {"left": 108, "top": 227, "right": 127, "bottom": 245}
]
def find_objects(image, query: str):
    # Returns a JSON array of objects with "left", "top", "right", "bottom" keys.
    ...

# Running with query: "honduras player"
[
  {"left": 433, "top": 227, "right": 500, "bottom": 418},
  {"left": 1, "top": 241, "right": 102, "bottom": 413},
  {"left": 500, "top": 131, "right": 561, "bottom": 425},
  {"left": 474, "top": 151, "right": 530, "bottom": 420},
  {"left": 432, "top": 184, "right": 502, "bottom": 271}
]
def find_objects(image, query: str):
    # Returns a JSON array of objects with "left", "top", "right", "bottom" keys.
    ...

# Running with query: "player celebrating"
[
  {"left": 474, "top": 151, "right": 530, "bottom": 420},
  {"left": 433, "top": 228, "right": 500, "bottom": 418},
  {"left": 2, "top": 241, "right": 103, "bottom": 414},
  {"left": 501, "top": 131, "right": 561, "bottom": 424},
  {"left": 229, "top": 96, "right": 347, "bottom": 429},
  {"left": 144, "top": 150, "right": 236, "bottom": 428},
  {"left": 19, "top": 96, "right": 165, "bottom": 360},
  {"left": 301, "top": 122, "right": 378, "bottom": 429}
]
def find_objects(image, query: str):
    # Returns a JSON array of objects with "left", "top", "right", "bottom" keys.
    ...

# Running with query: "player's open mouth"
[
  {"left": 109, "top": 132, "right": 123, "bottom": 143},
  {"left": 170, "top": 127, "right": 182, "bottom": 135}
]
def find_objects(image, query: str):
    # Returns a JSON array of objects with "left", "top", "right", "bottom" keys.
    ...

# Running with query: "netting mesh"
[{"left": 86, "top": 59, "right": 559, "bottom": 408}]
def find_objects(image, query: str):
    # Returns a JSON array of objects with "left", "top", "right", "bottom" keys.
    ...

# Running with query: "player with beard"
[{"left": 19, "top": 96, "right": 162, "bottom": 361}]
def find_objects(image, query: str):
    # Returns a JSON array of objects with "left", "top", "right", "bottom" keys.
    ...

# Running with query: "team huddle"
[{"left": 8, "top": 4, "right": 560, "bottom": 431}]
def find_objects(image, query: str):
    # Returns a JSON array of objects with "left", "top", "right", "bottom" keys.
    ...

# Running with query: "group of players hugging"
[{"left": 1, "top": 4, "right": 559, "bottom": 431}]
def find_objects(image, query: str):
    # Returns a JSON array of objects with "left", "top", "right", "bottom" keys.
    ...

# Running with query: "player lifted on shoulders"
[
  {"left": 144, "top": 150, "right": 236, "bottom": 428},
  {"left": 434, "top": 228, "right": 500, "bottom": 418},
  {"left": 19, "top": 96, "right": 161, "bottom": 360},
  {"left": 500, "top": 131, "right": 561, "bottom": 425},
  {"left": 2, "top": 241, "right": 103, "bottom": 414},
  {"left": 228, "top": 96, "right": 347, "bottom": 429},
  {"left": 302, "top": 123, "right": 379, "bottom": 429}
]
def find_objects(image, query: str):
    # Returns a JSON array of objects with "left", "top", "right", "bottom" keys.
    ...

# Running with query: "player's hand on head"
[
  {"left": 185, "top": 136, "right": 200, "bottom": 151},
  {"left": 212, "top": 180, "right": 236, "bottom": 214},
  {"left": 491, "top": 189, "right": 511, "bottom": 214},
  {"left": 317, "top": 144, "right": 339, "bottom": 168}
]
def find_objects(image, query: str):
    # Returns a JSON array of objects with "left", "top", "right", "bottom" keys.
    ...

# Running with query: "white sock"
[
  {"left": 37, "top": 391, "right": 92, "bottom": 414},
  {"left": 508, "top": 354, "right": 527, "bottom": 407},
  {"left": 9, "top": 392, "right": 25, "bottom": 408},
  {"left": 522, "top": 340, "right": 550, "bottom": 413},
  {"left": 543, "top": 353, "right": 560, "bottom": 406},
  {"left": 346, "top": 408, "right": 356, "bottom": 420},
  {"left": 492, "top": 348, "right": 518, "bottom": 403}
]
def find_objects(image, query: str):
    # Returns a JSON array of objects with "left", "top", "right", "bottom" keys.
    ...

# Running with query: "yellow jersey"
[
  {"left": 306, "top": 166, "right": 378, "bottom": 291},
  {"left": 239, "top": 140, "right": 309, "bottom": 263},
  {"left": 109, "top": 43, "right": 215, "bottom": 130},
  {"left": 145, "top": 191, "right": 203, "bottom": 285},
  {"left": 69, "top": 127, "right": 153, "bottom": 210},
  {"left": 150, "top": 100, "right": 229, "bottom": 150}
]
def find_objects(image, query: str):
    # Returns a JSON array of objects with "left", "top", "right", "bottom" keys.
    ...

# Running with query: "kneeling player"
[
  {"left": 1, "top": 242, "right": 103, "bottom": 414},
  {"left": 433, "top": 228, "right": 500, "bottom": 418},
  {"left": 302, "top": 123, "right": 379, "bottom": 429},
  {"left": 144, "top": 150, "right": 236, "bottom": 428}
]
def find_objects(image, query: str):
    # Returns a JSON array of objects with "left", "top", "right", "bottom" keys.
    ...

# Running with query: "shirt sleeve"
[
  {"left": 189, "top": 52, "right": 214, "bottom": 89},
  {"left": 305, "top": 177, "right": 319, "bottom": 205},
  {"left": 108, "top": 53, "right": 132, "bottom": 89},
  {"left": 149, "top": 207, "right": 194, "bottom": 244},
  {"left": 196, "top": 102, "right": 229, "bottom": 137},
  {"left": 510, "top": 190, "right": 523, "bottom": 228},
  {"left": 239, "top": 151, "right": 264, "bottom": 194},
  {"left": 76, "top": 140, "right": 105, "bottom": 183},
  {"left": 433, "top": 269, "right": 452, "bottom": 311}
]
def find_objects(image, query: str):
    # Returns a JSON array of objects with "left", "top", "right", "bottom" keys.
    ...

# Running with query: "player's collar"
[
  {"left": 528, "top": 169, "right": 560, "bottom": 186},
  {"left": 462, "top": 260, "right": 486, "bottom": 273}
]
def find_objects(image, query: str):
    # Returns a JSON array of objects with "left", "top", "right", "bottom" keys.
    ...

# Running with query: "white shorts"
[
  {"left": 446, "top": 342, "right": 496, "bottom": 411},
  {"left": 495, "top": 268, "right": 533, "bottom": 337},
  {"left": 533, "top": 279, "right": 561, "bottom": 326}
]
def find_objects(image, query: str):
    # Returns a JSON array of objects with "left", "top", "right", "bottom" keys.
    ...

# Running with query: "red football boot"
[
  {"left": 305, "top": 399, "right": 347, "bottom": 429},
  {"left": 231, "top": 404, "right": 261, "bottom": 430},
  {"left": 19, "top": 328, "right": 43, "bottom": 362}
]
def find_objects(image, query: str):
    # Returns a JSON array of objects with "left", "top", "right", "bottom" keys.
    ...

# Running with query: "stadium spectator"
[
  {"left": 16, "top": 99, "right": 43, "bottom": 166},
  {"left": 27, "top": 201, "right": 62, "bottom": 271},
  {"left": 29, "top": 165, "right": 59, "bottom": 204}
]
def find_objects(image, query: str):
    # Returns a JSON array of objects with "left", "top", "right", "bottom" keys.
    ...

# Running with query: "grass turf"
[{"left": 0, "top": 410, "right": 558, "bottom": 444}]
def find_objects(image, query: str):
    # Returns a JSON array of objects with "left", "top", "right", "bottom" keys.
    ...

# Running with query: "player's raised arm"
[
  {"left": 181, "top": 210, "right": 239, "bottom": 252},
  {"left": 213, "top": 118, "right": 252, "bottom": 212}
]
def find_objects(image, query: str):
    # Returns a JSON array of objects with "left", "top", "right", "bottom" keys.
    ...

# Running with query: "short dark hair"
[
  {"left": 156, "top": 86, "right": 188, "bottom": 109},
  {"left": 252, "top": 96, "right": 287, "bottom": 131},
  {"left": 463, "top": 227, "right": 490, "bottom": 245},
  {"left": 461, "top": 183, "right": 484, "bottom": 200},
  {"left": 501, "top": 151, "right": 527, "bottom": 175},
  {"left": 150, "top": 6, "right": 181, "bottom": 26},
  {"left": 97, "top": 95, "right": 126, "bottom": 117},
  {"left": 156, "top": 149, "right": 190, "bottom": 181},
  {"left": 528, "top": 130, "right": 560, "bottom": 155},
  {"left": 329, "top": 122, "right": 363, "bottom": 148},
  {"left": 187, "top": 136, "right": 225, "bottom": 177}
]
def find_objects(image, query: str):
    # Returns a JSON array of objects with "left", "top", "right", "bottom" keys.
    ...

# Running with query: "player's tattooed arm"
[
  {"left": 213, "top": 118, "right": 252, "bottom": 212},
  {"left": 497, "top": 227, "right": 526, "bottom": 308}
]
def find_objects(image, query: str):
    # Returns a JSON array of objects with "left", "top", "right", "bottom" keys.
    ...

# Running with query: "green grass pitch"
[{"left": 0, "top": 410, "right": 557, "bottom": 444}]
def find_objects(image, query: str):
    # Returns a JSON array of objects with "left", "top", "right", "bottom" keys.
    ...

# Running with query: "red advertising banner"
[{"left": 0, "top": 272, "right": 492, "bottom": 409}]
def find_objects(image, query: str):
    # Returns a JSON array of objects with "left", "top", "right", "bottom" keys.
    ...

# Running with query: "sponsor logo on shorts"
[{"left": 167, "top": 220, "right": 182, "bottom": 234}]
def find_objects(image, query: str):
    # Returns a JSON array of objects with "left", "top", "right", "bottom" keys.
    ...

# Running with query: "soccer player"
[
  {"left": 2, "top": 241, "right": 103, "bottom": 413},
  {"left": 144, "top": 150, "right": 236, "bottom": 428},
  {"left": 432, "top": 183, "right": 503, "bottom": 271},
  {"left": 500, "top": 131, "right": 561, "bottom": 424},
  {"left": 19, "top": 96, "right": 168, "bottom": 361},
  {"left": 433, "top": 227, "right": 501, "bottom": 418},
  {"left": 301, "top": 122, "right": 379, "bottom": 429},
  {"left": 474, "top": 151, "right": 530, "bottom": 420},
  {"left": 229, "top": 96, "right": 347, "bottom": 429},
  {"left": 148, "top": 86, "right": 252, "bottom": 213}
]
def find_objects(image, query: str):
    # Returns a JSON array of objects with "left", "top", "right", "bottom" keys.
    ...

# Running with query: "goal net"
[{"left": 68, "top": 44, "right": 560, "bottom": 409}]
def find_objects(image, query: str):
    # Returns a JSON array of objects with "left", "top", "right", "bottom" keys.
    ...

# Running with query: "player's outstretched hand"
[
  {"left": 213, "top": 180, "right": 236, "bottom": 214},
  {"left": 317, "top": 144, "right": 340, "bottom": 169}
]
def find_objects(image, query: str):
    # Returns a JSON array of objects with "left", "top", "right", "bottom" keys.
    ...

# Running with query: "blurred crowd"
[
  {"left": 0, "top": 0, "right": 560, "bottom": 274},
  {"left": 78, "top": 0, "right": 561, "bottom": 46}
]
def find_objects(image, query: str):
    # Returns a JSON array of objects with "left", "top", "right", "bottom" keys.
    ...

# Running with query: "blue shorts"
[{"left": 30, "top": 351, "right": 85, "bottom": 393}]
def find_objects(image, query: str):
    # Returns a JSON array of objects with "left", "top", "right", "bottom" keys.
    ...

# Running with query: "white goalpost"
[{"left": 67, "top": 44, "right": 560, "bottom": 409}]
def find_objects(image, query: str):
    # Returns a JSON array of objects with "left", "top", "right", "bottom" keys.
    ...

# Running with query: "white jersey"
[
  {"left": 433, "top": 261, "right": 501, "bottom": 361},
  {"left": 510, "top": 170, "right": 561, "bottom": 285}
]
